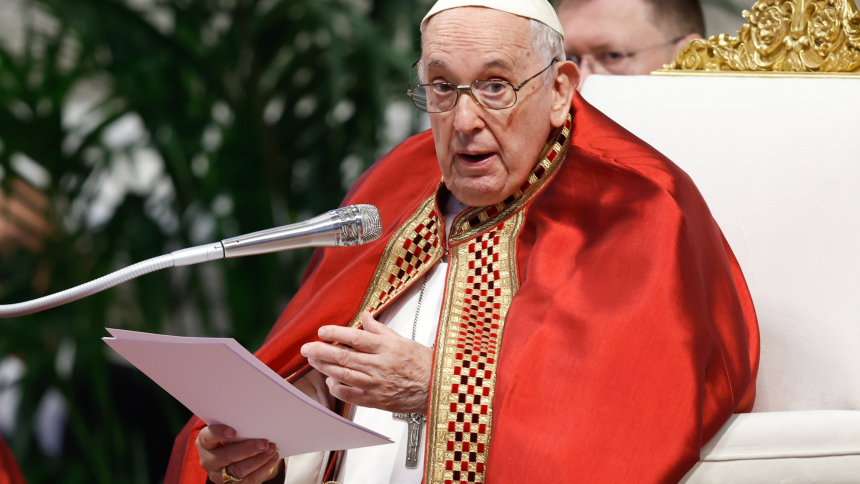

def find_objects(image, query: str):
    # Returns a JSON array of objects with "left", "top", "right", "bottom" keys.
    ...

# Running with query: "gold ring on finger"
[{"left": 222, "top": 466, "right": 243, "bottom": 484}]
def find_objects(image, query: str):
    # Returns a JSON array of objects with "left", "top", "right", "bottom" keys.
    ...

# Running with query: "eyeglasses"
[
  {"left": 567, "top": 36, "right": 686, "bottom": 75},
  {"left": 407, "top": 58, "right": 559, "bottom": 113}
]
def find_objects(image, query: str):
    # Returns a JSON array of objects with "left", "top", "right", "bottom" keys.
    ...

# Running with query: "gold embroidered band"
[
  {"left": 425, "top": 213, "right": 525, "bottom": 484},
  {"left": 424, "top": 113, "right": 572, "bottom": 484},
  {"left": 349, "top": 196, "right": 445, "bottom": 327}
]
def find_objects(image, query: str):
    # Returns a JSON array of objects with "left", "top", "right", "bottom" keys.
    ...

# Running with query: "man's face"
[
  {"left": 421, "top": 8, "right": 571, "bottom": 207},
  {"left": 558, "top": 0, "right": 693, "bottom": 90}
]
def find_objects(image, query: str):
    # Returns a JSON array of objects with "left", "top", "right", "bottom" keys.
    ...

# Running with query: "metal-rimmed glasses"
[{"left": 407, "top": 58, "right": 559, "bottom": 113}]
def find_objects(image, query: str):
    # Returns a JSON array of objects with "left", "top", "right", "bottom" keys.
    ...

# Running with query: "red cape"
[
  {"left": 166, "top": 94, "right": 759, "bottom": 483},
  {"left": 0, "top": 436, "right": 25, "bottom": 484}
]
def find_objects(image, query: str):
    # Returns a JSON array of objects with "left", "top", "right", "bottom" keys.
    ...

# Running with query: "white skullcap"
[{"left": 421, "top": 0, "right": 564, "bottom": 39}]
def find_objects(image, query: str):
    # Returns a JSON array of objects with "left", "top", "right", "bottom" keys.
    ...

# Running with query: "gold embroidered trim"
[
  {"left": 348, "top": 195, "right": 445, "bottom": 328},
  {"left": 659, "top": 0, "right": 860, "bottom": 74},
  {"left": 448, "top": 114, "right": 572, "bottom": 245},
  {"left": 425, "top": 211, "right": 526, "bottom": 484}
]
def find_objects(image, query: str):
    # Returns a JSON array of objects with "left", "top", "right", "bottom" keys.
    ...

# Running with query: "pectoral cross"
[{"left": 393, "top": 412, "right": 427, "bottom": 469}]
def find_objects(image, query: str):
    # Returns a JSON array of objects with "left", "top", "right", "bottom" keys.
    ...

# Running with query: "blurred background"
[{"left": 0, "top": 0, "right": 754, "bottom": 482}]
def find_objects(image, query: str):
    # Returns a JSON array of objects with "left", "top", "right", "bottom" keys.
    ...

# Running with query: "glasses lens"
[
  {"left": 472, "top": 81, "right": 516, "bottom": 110},
  {"left": 411, "top": 84, "right": 458, "bottom": 113},
  {"left": 428, "top": 83, "right": 457, "bottom": 112},
  {"left": 411, "top": 85, "right": 430, "bottom": 111}
]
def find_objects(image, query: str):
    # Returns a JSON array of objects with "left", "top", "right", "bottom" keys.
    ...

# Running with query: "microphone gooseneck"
[{"left": 0, "top": 205, "right": 382, "bottom": 318}]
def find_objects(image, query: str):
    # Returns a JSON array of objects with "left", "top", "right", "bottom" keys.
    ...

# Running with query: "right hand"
[{"left": 196, "top": 425, "right": 281, "bottom": 483}]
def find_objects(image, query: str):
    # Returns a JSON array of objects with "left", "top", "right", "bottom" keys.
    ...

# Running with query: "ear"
[{"left": 550, "top": 60, "right": 579, "bottom": 128}]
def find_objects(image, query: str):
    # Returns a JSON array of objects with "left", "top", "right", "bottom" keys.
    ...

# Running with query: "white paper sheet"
[{"left": 103, "top": 328, "right": 392, "bottom": 457}]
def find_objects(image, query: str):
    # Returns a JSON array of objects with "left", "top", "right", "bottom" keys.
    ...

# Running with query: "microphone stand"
[{"left": 0, "top": 205, "right": 381, "bottom": 318}]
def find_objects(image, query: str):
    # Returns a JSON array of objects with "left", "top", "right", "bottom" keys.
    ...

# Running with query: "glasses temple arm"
[{"left": 514, "top": 57, "right": 559, "bottom": 91}]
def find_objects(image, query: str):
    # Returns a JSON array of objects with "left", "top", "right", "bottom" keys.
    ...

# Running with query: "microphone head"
[
  {"left": 333, "top": 204, "right": 382, "bottom": 246},
  {"left": 220, "top": 204, "right": 383, "bottom": 259}
]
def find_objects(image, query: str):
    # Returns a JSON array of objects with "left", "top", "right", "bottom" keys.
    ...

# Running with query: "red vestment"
[
  {"left": 0, "top": 436, "right": 26, "bottom": 484},
  {"left": 166, "top": 94, "right": 759, "bottom": 483}
]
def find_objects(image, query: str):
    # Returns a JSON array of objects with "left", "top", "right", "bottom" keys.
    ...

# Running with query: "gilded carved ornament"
[{"left": 657, "top": 0, "right": 860, "bottom": 75}]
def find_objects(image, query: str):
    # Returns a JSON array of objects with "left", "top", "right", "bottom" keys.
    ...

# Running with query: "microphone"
[
  {"left": 221, "top": 203, "right": 382, "bottom": 258},
  {"left": 0, "top": 204, "right": 382, "bottom": 318},
  {"left": 171, "top": 204, "right": 382, "bottom": 264}
]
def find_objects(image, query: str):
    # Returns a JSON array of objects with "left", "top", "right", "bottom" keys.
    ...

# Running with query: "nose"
[{"left": 451, "top": 90, "right": 486, "bottom": 135}]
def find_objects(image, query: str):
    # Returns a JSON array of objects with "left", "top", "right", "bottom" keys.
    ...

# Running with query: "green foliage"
[{"left": 0, "top": 0, "right": 428, "bottom": 482}]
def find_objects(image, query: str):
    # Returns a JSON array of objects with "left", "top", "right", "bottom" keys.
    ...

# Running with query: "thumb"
[{"left": 361, "top": 311, "right": 396, "bottom": 336}]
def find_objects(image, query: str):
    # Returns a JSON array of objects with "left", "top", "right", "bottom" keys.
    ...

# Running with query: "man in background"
[{"left": 556, "top": 0, "right": 704, "bottom": 89}]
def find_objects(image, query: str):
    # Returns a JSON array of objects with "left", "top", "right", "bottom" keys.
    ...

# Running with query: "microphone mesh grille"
[{"left": 356, "top": 204, "right": 382, "bottom": 243}]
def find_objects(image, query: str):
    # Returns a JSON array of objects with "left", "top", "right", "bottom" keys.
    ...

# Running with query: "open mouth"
[{"left": 457, "top": 152, "right": 495, "bottom": 163}]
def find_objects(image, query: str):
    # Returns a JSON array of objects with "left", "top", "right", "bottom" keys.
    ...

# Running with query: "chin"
[{"left": 449, "top": 182, "right": 506, "bottom": 207}]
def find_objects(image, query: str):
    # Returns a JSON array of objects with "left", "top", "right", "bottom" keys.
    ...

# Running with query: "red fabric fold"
[
  {"left": 490, "top": 96, "right": 758, "bottom": 482},
  {"left": 0, "top": 436, "right": 26, "bottom": 484}
]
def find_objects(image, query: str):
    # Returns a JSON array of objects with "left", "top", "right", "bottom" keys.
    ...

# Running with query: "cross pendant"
[{"left": 393, "top": 412, "right": 427, "bottom": 469}]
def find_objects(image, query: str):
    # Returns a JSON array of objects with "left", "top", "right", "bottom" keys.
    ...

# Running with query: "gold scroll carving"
[{"left": 658, "top": 0, "right": 860, "bottom": 74}]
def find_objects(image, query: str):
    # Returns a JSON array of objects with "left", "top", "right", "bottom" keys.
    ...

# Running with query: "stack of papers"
[{"left": 103, "top": 329, "right": 391, "bottom": 457}]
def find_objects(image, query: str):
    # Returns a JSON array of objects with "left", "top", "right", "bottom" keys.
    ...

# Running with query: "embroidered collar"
[{"left": 443, "top": 112, "right": 573, "bottom": 245}]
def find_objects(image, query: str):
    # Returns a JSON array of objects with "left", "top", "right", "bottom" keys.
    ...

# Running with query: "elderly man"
[
  {"left": 556, "top": 0, "right": 704, "bottom": 89},
  {"left": 166, "top": 1, "right": 758, "bottom": 483}
]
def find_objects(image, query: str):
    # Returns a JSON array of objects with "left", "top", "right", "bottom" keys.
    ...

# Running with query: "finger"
[
  {"left": 327, "top": 377, "right": 372, "bottom": 407},
  {"left": 307, "top": 358, "right": 374, "bottom": 389},
  {"left": 197, "top": 425, "right": 237, "bottom": 450},
  {"left": 227, "top": 445, "right": 278, "bottom": 479},
  {"left": 240, "top": 453, "right": 281, "bottom": 484},
  {"left": 317, "top": 324, "right": 383, "bottom": 353},
  {"left": 361, "top": 311, "right": 398, "bottom": 337},
  {"left": 302, "top": 342, "right": 372, "bottom": 372},
  {"left": 210, "top": 439, "right": 271, "bottom": 469}
]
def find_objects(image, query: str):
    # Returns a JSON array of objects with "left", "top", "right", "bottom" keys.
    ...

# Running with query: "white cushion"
[
  {"left": 681, "top": 411, "right": 860, "bottom": 483},
  {"left": 580, "top": 75, "right": 860, "bottom": 412},
  {"left": 701, "top": 411, "right": 860, "bottom": 460},
  {"left": 682, "top": 456, "right": 860, "bottom": 484}
]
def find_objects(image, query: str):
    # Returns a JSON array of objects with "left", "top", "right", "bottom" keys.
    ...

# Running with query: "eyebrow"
[
  {"left": 425, "top": 59, "right": 446, "bottom": 70},
  {"left": 481, "top": 58, "right": 514, "bottom": 72}
]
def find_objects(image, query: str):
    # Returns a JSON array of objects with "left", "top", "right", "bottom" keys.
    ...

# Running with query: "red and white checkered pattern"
[
  {"left": 441, "top": 226, "right": 505, "bottom": 484},
  {"left": 367, "top": 210, "right": 442, "bottom": 314}
]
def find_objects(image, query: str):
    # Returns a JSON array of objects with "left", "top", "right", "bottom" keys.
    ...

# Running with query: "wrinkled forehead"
[{"left": 422, "top": 8, "right": 537, "bottom": 71}]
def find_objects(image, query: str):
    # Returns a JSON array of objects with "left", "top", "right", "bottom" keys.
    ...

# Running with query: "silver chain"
[
  {"left": 393, "top": 272, "right": 432, "bottom": 470},
  {"left": 411, "top": 274, "right": 430, "bottom": 342}
]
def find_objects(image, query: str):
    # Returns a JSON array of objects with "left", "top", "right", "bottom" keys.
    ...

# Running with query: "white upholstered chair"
[{"left": 580, "top": 1, "right": 860, "bottom": 478}]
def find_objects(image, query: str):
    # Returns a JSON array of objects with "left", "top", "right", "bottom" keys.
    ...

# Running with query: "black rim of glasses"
[{"left": 407, "top": 58, "right": 559, "bottom": 113}]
